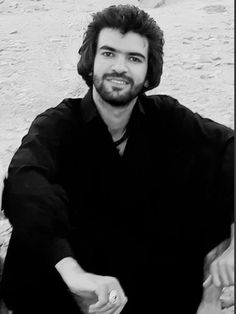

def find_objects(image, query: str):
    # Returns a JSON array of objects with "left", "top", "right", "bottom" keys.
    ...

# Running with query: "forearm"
[
  {"left": 3, "top": 169, "right": 74, "bottom": 265},
  {"left": 55, "top": 257, "right": 85, "bottom": 285}
]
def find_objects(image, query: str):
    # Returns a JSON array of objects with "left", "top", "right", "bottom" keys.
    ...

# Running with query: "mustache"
[{"left": 103, "top": 73, "right": 133, "bottom": 84}]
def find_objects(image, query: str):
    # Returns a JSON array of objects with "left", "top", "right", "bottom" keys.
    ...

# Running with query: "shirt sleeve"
[
  {"left": 158, "top": 95, "right": 234, "bottom": 243},
  {"left": 217, "top": 136, "right": 234, "bottom": 226},
  {"left": 2, "top": 106, "right": 75, "bottom": 266}
]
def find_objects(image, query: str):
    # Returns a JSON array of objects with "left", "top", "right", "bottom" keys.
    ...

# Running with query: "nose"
[{"left": 111, "top": 56, "right": 128, "bottom": 74}]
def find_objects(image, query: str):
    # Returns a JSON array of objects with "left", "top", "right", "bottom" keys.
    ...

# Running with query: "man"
[{"left": 1, "top": 5, "right": 234, "bottom": 314}]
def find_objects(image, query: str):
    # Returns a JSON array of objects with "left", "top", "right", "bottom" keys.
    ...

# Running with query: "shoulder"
[
  {"left": 139, "top": 93, "right": 175, "bottom": 113},
  {"left": 28, "top": 98, "right": 83, "bottom": 139},
  {"left": 140, "top": 93, "right": 234, "bottom": 147},
  {"left": 139, "top": 93, "right": 195, "bottom": 130},
  {"left": 34, "top": 98, "right": 82, "bottom": 127}
]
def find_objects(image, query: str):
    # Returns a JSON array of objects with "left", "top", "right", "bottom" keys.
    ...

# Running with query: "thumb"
[
  {"left": 89, "top": 286, "right": 108, "bottom": 311},
  {"left": 203, "top": 275, "right": 212, "bottom": 289}
]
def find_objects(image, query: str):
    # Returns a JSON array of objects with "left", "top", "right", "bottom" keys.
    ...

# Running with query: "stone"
[
  {"left": 195, "top": 64, "right": 204, "bottom": 69},
  {"left": 138, "top": 0, "right": 165, "bottom": 8},
  {"left": 203, "top": 5, "right": 227, "bottom": 14}
]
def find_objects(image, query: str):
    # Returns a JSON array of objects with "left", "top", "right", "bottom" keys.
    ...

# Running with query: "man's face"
[{"left": 93, "top": 28, "right": 149, "bottom": 107}]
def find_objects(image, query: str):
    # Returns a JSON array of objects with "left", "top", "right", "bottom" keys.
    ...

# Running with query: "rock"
[
  {"left": 194, "top": 64, "right": 204, "bottom": 69},
  {"left": 182, "top": 40, "right": 191, "bottom": 45},
  {"left": 49, "top": 38, "right": 62, "bottom": 43},
  {"left": 211, "top": 56, "right": 221, "bottom": 61},
  {"left": 183, "top": 36, "right": 194, "bottom": 41},
  {"left": 203, "top": 5, "right": 227, "bottom": 14},
  {"left": 139, "top": 0, "right": 165, "bottom": 8}
]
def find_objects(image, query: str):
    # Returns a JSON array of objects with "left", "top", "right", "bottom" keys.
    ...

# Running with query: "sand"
[
  {"left": 0, "top": 0, "right": 234, "bottom": 312},
  {"left": 0, "top": 0, "right": 234, "bottom": 171}
]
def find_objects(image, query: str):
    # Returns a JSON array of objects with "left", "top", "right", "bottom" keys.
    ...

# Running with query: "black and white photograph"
[{"left": 0, "top": 0, "right": 234, "bottom": 313}]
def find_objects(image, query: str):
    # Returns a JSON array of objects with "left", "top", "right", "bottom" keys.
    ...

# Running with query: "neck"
[{"left": 92, "top": 87, "right": 136, "bottom": 140}]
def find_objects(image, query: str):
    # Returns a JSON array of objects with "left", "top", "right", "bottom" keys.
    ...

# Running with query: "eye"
[
  {"left": 129, "top": 56, "right": 142, "bottom": 63},
  {"left": 102, "top": 51, "right": 114, "bottom": 57}
]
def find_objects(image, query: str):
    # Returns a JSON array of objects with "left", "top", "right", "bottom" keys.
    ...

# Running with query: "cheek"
[
  {"left": 93, "top": 61, "right": 99, "bottom": 75},
  {"left": 134, "top": 67, "right": 148, "bottom": 83},
  {"left": 143, "top": 64, "right": 148, "bottom": 78},
  {"left": 93, "top": 60, "right": 108, "bottom": 76},
  {"left": 93, "top": 56, "right": 102, "bottom": 72}
]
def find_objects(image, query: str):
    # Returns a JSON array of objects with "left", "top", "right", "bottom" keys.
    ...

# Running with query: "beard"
[{"left": 93, "top": 73, "right": 144, "bottom": 108}]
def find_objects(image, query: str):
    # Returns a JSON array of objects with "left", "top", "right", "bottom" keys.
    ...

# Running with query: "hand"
[
  {"left": 67, "top": 272, "right": 128, "bottom": 314},
  {"left": 203, "top": 240, "right": 234, "bottom": 288},
  {"left": 196, "top": 283, "right": 222, "bottom": 314},
  {"left": 56, "top": 258, "right": 127, "bottom": 314}
]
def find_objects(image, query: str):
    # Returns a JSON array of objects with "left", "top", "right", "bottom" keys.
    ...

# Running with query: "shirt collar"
[{"left": 79, "top": 88, "right": 100, "bottom": 124}]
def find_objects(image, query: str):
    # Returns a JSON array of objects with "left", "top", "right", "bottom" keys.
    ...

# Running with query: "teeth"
[{"left": 110, "top": 79, "right": 127, "bottom": 85}]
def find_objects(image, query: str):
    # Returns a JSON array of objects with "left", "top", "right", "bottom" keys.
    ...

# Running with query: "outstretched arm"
[{"left": 204, "top": 224, "right": 234, "bottom": 289}]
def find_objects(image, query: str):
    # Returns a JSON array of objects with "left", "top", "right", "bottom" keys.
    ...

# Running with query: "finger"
[
  {"left": 106, "top": 308, "right": 121, "bottom": 314},
  {"left": 109, "top": 296, "right": 128, "bottom": 314},
  {"left": 203, "top": 275, "right": 212, "bottom": 288},
  {"left": 217, "top": 262, "right": 230, "bottom": 287},
  {"left": 94, "top": 305, "right": 124, "bottom": 314},
  {"left": 88, "top": 287, "right": 111, "bottom": 313},
  {"left": 89, "top": 303, "right": 114, "bottom": 313},
  {"left": 89, "top": 292, "right": 127, "bottom": 313},
  {"left": 112, "top": 298, "right": 127, "bottom": 314},
  {"left": 89, "top": 293, "right": 121, "bottom": 313},
  {"left": 225, "top": 264, "right": 234, "bottom": 286},
  {"left": 210, "top": 261, "right": 221, "bottom": 287}
]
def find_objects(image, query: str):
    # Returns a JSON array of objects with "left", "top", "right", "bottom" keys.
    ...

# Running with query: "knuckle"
[
  {"left": 123, "top": 297, "right": 128, "bottom": 305},
  {"left": 105, "top": 275, "right": 116, "bottom": 283},
  {"left": 218, "top": 259, "right": 226, "bottom": 267},
  {"left": 210, "top": 261, "right": 217, "bottom": 270},
  {"left": 96, "top": 283, "right": 106, "bottom": 294},
  {"left": 99, "top": 299, "right": 107, "bottom": 306}
]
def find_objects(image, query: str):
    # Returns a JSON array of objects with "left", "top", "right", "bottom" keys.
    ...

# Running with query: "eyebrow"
[{"left": 99, "top": 45, "right": 146, "bottom": 60}]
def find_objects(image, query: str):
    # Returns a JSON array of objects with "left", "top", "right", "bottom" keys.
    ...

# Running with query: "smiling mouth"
[
  {"left": 105, "top": 76, "right": 131, "bottom": 86},
  {"left": 109, "top": 79, "right": 128, "bottom": 85}
]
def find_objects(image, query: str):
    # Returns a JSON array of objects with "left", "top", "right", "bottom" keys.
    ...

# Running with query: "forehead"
[{"left": 97, "top": 28, "right": 149, "bottom": 56}]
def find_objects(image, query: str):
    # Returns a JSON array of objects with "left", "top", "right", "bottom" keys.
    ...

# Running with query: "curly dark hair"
[{"left": 77, "top": 5, "right": 164, "bottom": 92}]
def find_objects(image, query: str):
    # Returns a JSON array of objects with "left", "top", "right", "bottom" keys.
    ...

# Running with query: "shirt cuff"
[{"left": 52, "top": 238, "right": 74, "bottom": 265}]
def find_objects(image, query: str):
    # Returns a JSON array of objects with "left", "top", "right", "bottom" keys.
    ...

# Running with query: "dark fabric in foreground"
[{"left": 2, "top": 90, "right": 234, "bottom": 313}]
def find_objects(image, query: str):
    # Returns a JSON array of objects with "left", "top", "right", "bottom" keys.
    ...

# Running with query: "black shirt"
[{"left": 2, "top": 89, "right": 234, "bottom": 313}]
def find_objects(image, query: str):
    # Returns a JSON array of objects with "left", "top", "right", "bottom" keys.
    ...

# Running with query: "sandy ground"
[
  {"left": 0, "top": 0, "right": 234, "bottom": 312},
  {"left": 0, "top": 0, "right": 234, "bottom": 171}
]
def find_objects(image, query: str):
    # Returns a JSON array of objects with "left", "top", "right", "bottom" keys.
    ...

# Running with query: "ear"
[{"left": 144, "top": 80, "right": 149, "bottom": 88}]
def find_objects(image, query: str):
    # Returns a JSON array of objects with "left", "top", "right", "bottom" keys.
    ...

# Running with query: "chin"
[
  {"left": 94, "top": 78, "right": 144, "bottom": 107},
  {"left": 107, "top": 99, "right": 131, "bottom": 108},
  {"left": 103, "top": 92, "right": 135, "bottom": 108}
]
